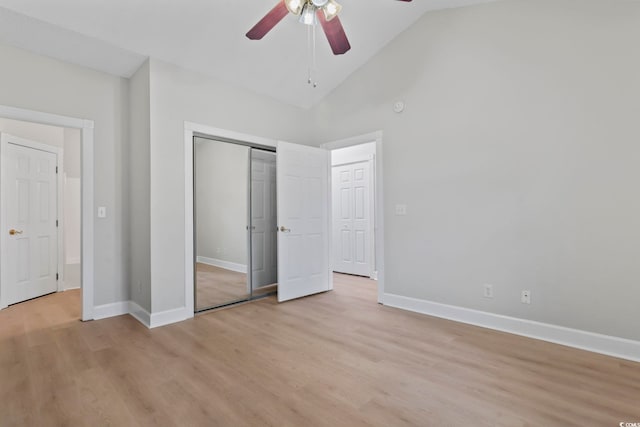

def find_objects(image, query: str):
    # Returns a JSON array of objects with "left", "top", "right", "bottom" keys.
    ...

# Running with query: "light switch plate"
[
  {"left": 395, "top": 204, "right": 407, "bottom": 216},
  {"left": 98, "top": 206, "right": 107, "bottom": 218}
]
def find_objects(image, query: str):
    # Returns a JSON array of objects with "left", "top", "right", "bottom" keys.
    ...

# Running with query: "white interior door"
[
  {"left": 1, "top": 133, "right": 58, "bottom": 307},
  {"left": 332, "top": 161, "right": 372, "bottom": 276},
  {"left": 251, "top": 149, "right": 277, "bottom": 289},
  {"left": 277, "top": 141, "right": 330, "bottom": 302}
]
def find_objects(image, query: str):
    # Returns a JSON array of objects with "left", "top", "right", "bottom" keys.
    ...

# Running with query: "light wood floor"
[{"left": 1, "top": 274, "right": 639, "bottom": 426}]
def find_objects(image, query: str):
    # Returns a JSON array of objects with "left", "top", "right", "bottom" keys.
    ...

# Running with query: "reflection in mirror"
[
  {"left": 251, "top": 149, "right": 278, "bottom": 296},
  {"left": 194, "top": 138, "right": 250, "bottom": 310}
]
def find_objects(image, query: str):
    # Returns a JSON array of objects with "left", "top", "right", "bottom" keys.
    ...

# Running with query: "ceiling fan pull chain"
[
  {"left": 307, "top": 24, "right": 312, "bottom": 85},
  {"left": 312, "top": 22, "right": 318, "bottom": 88},
  {"left": 306, "top": 21, "right": 318, "bottom": 88}
]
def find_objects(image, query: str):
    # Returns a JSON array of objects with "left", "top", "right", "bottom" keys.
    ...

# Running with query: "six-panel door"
[{"left": 1, "top": 136, "right": 58, "bottom": 306}]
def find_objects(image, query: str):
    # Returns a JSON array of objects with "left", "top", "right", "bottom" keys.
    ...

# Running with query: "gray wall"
[
  {"left": 309, "top": 0, "right": 640, "bottom": 341},
  {"left": 128, "top": 60, "right": 151, "bottom": 312},
  {"left": 0, "top": 118, "right": 64, "bottom": 145},
  {"left": 195, "top": 138, "right": 248, "bottom": 266},
  {"left": 63, "top": 128, "right": 81, "bottom": 179},
  {"left": 0, "top": 44, "right": 130, "bottom": 307},
  {"left": 149, "top": 59, "right": 311, "bottom": 313},
  {"left": 62, "top": 128, "right": 81, "bottom": 285}
]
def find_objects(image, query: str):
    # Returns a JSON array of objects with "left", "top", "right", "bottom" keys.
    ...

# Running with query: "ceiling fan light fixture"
[
  {"left": 299, "top": 3, "right": 317, "bottom": 25},
  {"left": 323, "top": 0, "right": 342, "bottom": 21},
  {"left": 311, "top": 0, "right": 329, "bottom": 6},
  {"left": 284, "top": 0, "right": 303, "bottom": 15}
]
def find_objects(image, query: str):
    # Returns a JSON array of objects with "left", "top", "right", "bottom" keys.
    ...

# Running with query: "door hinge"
[
  {"left": 56, "top": 220, "right": 59, "bottom": 227},
  {"left": 56, "top": 273, "right": 59, "bottom": 281},
  {"left": 56, "top": 166, "right": 58, "bottom": 174}
]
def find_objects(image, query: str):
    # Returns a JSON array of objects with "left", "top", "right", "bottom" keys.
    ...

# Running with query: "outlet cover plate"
[{"left": 483, "top": 284, "right": 493, "bottom": 298}]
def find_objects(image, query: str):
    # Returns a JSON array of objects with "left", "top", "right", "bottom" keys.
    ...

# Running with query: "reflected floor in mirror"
[
  {"left": 195, "top": 263, "right": 276, "bottom": 311},
  {"left": 196, "top": 263, "right": 248, "bottom": 310}
]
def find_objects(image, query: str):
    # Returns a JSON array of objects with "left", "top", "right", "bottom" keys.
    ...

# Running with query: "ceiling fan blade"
[
  {"left": 316, "top": 11, "right": 351, "bottom": 55},
  {"left": 246, "top": 1, "right": 289, "bottom": 40}
]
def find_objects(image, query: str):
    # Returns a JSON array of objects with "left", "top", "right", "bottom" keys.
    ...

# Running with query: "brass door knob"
[
  {"left": 9, "top": 229, "right": 23, "bottom": 236},
  {"left": 279, "top": 226, "right": 291, "bottom": 233}
]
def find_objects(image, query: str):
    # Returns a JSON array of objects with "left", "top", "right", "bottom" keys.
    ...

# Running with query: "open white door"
[
  {"left": 1, "top": 133, "right": 58, "bottom": 307},
  {"left": 277, "top": 141, "right": 330, "bottom": 302}
]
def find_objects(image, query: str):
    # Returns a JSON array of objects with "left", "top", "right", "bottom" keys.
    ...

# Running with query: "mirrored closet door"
[{"left": 194, "top": 137, "right": 277, "bottom": 312}]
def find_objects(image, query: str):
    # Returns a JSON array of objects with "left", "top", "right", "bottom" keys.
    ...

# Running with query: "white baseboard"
[
  {"left": 93, "top": 301, "right": 130, "bottom": 320},
  {"left": 383, "top": 293, "right": 640, "bottom": 363},
  {"left": 196, "top": 256, "right": 247, "bottom": 274},
  {"left": 128, "top": 301, "right": 151, "bottom": 328},
  {"left": 63, "top": 285, "right": 81, "bottom": 291},
  {"left": 149, "top": 306, "right": 193, "bottom": 328},
  {"left": 92, "top": 300, "right": 193, "bottom": 329}
]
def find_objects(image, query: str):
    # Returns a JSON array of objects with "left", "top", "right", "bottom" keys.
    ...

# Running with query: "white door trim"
[
  {"left": 0, "top": 105, "right": 95, "bottom": 321},
  {"left": 184, "top": 121, "right": 277, "bottom": 315},
  {"left": 321, "top": 131, "right": 385, "bottom": 304}
]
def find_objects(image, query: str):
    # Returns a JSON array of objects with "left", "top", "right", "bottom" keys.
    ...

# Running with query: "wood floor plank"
[{"left": 1, "top": 274, "right": 639, "bottom": 426}]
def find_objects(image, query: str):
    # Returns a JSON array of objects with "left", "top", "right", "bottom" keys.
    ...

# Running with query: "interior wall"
[
  {"left": 0, "top": 118, "right": 64, "bottom": 145},
  {"left": 148, "top": 58, "right": 311, "bottom": 313},
  {"left": 128, "top": 60, "right": 151, "bottom": 312},
  {"left": 195, "top": 138, "right": 248, "bottom": 267},
  {"left": 0, "top": 42, "right": 130, "bottom": 307},
  {"left": 63, "top": 128, "right": 81, "bottom": 289},
  {"left": 309, "top": 0, "right": 640, "bottom": 342}
]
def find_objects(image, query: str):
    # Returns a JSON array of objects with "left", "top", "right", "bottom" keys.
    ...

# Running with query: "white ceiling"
[{"left": 0, "top": 0, "right": 496, "bottom": 108}]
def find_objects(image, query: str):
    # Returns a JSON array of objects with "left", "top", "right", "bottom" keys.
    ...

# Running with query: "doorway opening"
[
  {"left": 322, "top": 132, "right": 385, "bottom": 304},
  {"left": 0, "top": 105, "right": 94, "bottom": 321},
  {"left": 0, "top": 118, "right": 82, "bottom": 313},
  {"left": 330, "top": 142, "right": 376, "bottom": 279},
  {"left": 193, "top": 136, "right": 278, "bottom": 313}
]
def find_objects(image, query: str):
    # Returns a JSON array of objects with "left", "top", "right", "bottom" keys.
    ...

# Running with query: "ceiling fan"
[{"left": 246, "top": 0, "right": 413, "bottom": 55}]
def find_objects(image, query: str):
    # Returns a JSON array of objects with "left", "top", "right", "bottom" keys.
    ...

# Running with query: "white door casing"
[
  {"left": 251, "top": 149, "right": 277, "bottom": 289},
  {"left": 0, "top": 105, "right": 94, "bottom": 321},
  {"left": 1, "top": 133, "right": 58, "bottom": 307},
  {"left": 332, "top": 160, "right": 372, "bottom": 277},
  {"left": 277, "top": 141, "right": 331, "bottom": 302}
]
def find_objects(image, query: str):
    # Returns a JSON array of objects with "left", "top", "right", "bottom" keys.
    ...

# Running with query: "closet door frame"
[{"left": 187, "top": 123, "right": 277, "bottom": 314}]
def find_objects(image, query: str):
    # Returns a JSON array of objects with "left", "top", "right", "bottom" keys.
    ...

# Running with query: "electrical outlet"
[
  {"left": 395, "top": 204, "right": 407, "bottom": 216},
  {"left": 521, "top": 290, "right": 531, "bottom": 304},
  {"left": 483, "top": 284, "right": 493, "bottom": 298}
]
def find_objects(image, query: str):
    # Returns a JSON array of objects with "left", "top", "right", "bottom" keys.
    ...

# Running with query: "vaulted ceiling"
[{"left": 0, "top": 0, "right": 497, "bottom": 108}]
